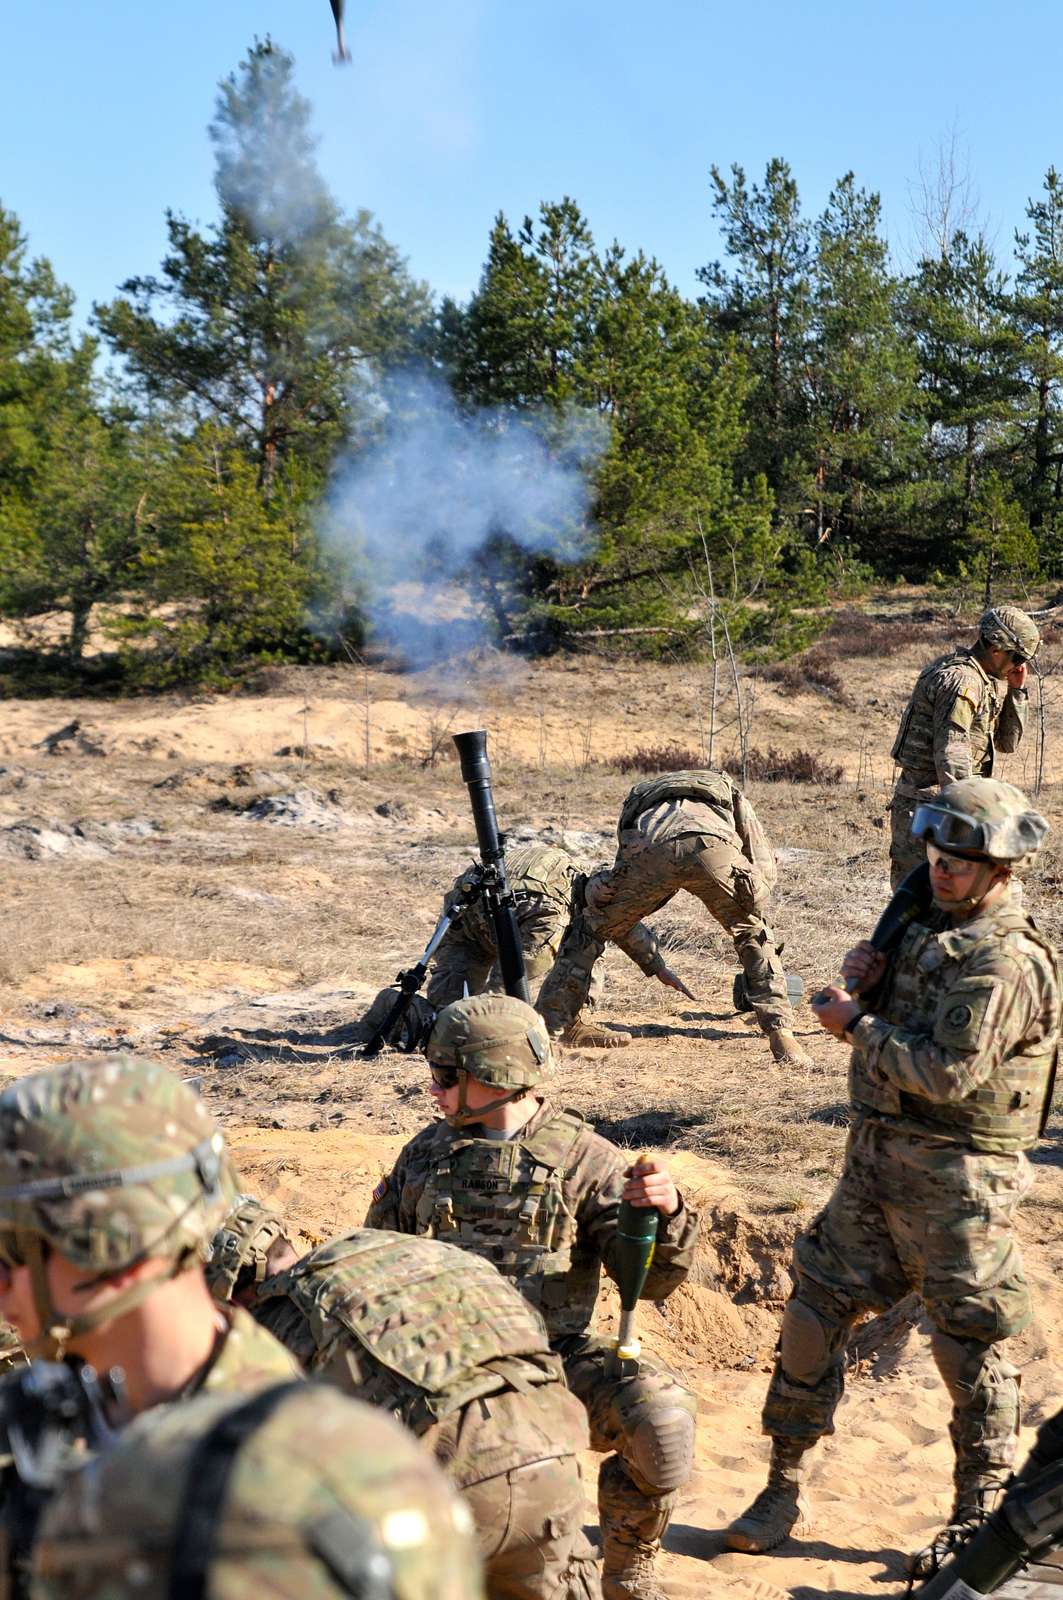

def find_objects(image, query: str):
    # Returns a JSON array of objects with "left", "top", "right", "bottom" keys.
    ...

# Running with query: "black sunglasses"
[{"left": 428, "top": 1063, "right": 460, "bottom": 1090}]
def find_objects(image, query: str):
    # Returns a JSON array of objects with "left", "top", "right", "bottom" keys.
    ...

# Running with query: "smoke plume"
[{"left": 321, "top": 370, "right": 608, "bottom": 665}]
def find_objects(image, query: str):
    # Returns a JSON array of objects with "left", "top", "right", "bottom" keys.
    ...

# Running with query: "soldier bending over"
[{"left": 537, "top": 768, "right": 808, "bottom": 1066}]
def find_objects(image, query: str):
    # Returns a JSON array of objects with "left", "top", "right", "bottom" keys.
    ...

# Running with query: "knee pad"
[
  {"left": 780, "top": 1297, "right": 847, "bottom": 1386},
  {"left": 625, "top": 1405, "right": 696, "bottom": 1495}
]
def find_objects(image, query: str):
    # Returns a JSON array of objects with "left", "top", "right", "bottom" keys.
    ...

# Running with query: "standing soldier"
[
  {"left": 0, "top": 1056, "right": 298, "bottom": 1407},
  {"left": 366, "top": 993, "right": 701, "bottom": 1600},
  {"left": 206, "top": 1199, "right": 601, "bottom": 1599},
  {"left": 537, "top": 768, "right": 809, "bottom": 1067},
  {"left": 725, "top": 779, "right": 1059, "bottom": 1580},
  {"left": 888, "top": 606, "right": 1039, "bottom": 887},
  {"left": 33, "top": 1382, "right": 484, "bottom": 1599}
]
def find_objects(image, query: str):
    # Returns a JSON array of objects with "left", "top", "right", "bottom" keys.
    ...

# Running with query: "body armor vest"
[
  {"left": 416, "top": 1110, "right": 590, "bottom": 1340},
  {"left": 850, "top": 906, "right": 1058, "bottom": 1154},
  {"left": 891, "top": 650, "right": 999, "bottom": 783},
  {"left": 618, "top": 771, "right": 735, "bottom": 839},
  {"left": 261, "top": 1232, "right": 561, "bottom": 1433},
  {"left": 449, "top": 845, "right": 576, "bottom": 948}
]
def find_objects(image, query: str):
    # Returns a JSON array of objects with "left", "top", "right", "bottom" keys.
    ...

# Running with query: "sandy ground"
[{"left": 3, "top": 604, "right": 1063, "bottom": 1597}]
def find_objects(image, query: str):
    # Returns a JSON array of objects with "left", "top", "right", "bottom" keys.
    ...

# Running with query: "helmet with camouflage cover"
[
  {"left": 32, "top": 1381, "right": 483, "bottom": 1600},
  {"left": 978, "top": 605, "right": 1040, "bottom": 660},
  {"left": 0, "top": 1055, "right": 237, "bottom": 1355},
  {"left": 205, "top": 1194, "right": 296, "bottom": 1304},
  {"left": 912, "top": 777, "right": 1049, "bottom": 871},
  {"left": 426, "top": 994, "right": 553, "bottom": 1090},
  {"left": 426, "top": 996, "right": 553, "bottom": 1129}
]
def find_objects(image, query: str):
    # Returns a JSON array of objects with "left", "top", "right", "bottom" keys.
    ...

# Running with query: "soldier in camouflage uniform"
[
  {"left": 726, "top": 778, "right": 1060, "bottom": 1580},
  {"left": 367, "top": 994, "right": 701, "bottom": 1600},
  {"left": 0, "top": 1056, "right": 298, "bottom": 1411},
  {"left": 363, "top": 843, "right": 691, "bottom": 1051},
  {"left": 888, "top": 605, "right": 1039, "bottom": 887},
  {"left": 33, "top": 1380, "right": 484, "bottom": 1599},
  {"left": 206, "top": 1198, "right": 601, "bottom": 1600},
  {"left": 536, "top": 769, "right": 809, "bottom": 1067}
]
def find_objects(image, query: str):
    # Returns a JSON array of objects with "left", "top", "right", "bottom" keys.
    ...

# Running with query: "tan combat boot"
[
  {"left": 725, "top": 1439, "right": 813, "bottom": 1553},
  {"left": 561, "top": 1018, "right": 632, "bottom": 1049},
  {"left": 767, "top": 1027, "right": 811, "bottom": 1068},
  {"left": 909, "top": 1478, "right": 1002, "bottom": 1580},
  {"left": 602, "top": 1539, "right": 668, "bottom": 1600}
]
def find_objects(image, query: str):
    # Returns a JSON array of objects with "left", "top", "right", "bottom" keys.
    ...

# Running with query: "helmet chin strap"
[
  {"left": 444, "top": 1070, "right": 528, "bottom": 1129},
  {"left": 932, "top": 860, "right": 1007, "bottom": 917},
  {"left": 24, "top": 1234, "right": 194, "bottom": 1361}
]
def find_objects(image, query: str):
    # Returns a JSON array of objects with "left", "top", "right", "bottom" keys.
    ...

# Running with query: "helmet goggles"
[{"left": 912, "top": 801, "right": 1048, "bottom": 862}]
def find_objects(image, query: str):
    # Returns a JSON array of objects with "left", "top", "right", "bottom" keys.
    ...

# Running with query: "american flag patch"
[{"left": 372, "top": 1178, "right": 388, "bottom": 1202}]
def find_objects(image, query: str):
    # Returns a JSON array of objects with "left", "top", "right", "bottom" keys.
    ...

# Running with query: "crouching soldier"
[
  {"left": 206, "top": 1198, "right": 601, "bottom": 1600},
  {"left": 366, "top": 994, "right": 701, "bottom": 1600}
]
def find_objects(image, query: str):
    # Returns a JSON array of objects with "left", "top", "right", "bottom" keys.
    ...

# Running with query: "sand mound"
[{"left": 0, "top": 815, "right": 157, "bottom": 860}]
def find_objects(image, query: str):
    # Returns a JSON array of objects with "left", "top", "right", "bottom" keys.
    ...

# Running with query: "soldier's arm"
[
  {"left": 571, "top": 1135, "right": 700, "bottom": 1302},
  {"left": 363, "top": 1137, "right": 427, "bottom": 1233},
  {"left": 848, "top": 950, "right": 1043, "bottom": 1103},
  {"left": 612, "top": 921, "right": 667, "bottom": 977},
  {"left": 732, "top": 790, "right": 778, "bottom": 892},
  {"left": 995, "top": 687, "right": 1027, "bottom": 753},
  {"left": 931, "top": 672, "right": 979, "bottom": 784}
]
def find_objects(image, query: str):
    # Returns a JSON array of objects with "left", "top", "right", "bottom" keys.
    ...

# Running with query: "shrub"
[
  {"left": 725, "top": 747, "right": 844, "bottom": 784},
  {"left": 611, "top": 744, "right": 704, "bottom": 774}
]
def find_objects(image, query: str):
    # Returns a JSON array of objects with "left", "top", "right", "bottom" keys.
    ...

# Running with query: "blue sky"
[{"left": 3, "top": 0, "right": 1062, "bottom": 328}]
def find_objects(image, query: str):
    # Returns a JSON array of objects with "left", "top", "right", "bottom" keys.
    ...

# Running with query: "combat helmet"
[
  {"left": 0, "top": 1055, "right": 236, "bottom": 1355},
  {"left": 978, "top": 605, "right": 1040, "bottom": 661},
  {"left": 206, "top": 1193, "right": 294, "bottom": 1304},
  {"left": 426, "top": 995, "right": 553, "bottom": 1125},
  {"left": 912, "top": 777, "right": 1049, "bottom": 871},
  {"left": 32, "top": 1381, "right": 483, "bottom": 1600}
]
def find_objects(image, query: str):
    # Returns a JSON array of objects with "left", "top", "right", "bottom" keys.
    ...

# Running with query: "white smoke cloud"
[{"left": 321, "top": 369, "right": 608, "bottom": 664}]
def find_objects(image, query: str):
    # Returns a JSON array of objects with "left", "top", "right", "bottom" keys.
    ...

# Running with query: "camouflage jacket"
[
  {"left": 618, "top": 771, "right": 777, "bottom": 891},
  {"left": 848, "top": 885, "right": 1061, "bottom": 1154},
  {"left": 251, "top": 1230, "right": 567, "bottom": 1441},
  {"left": 365, "top": 1100, "right": 700, "bottom": 1342},
  {"left": 891, "top": 646, "right": 1026, "bottom": 789},
  {"left": 33, "top": 1383, "right": 483, "bottom": 1600},
  {"left": 185, "top": 1305, "right": 301, "bottom": 1397}
]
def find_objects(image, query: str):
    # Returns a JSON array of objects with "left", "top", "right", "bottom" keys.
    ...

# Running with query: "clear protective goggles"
[
  {"left": 912, "top": 801, "right": 1048, "bottom": 861},
  {"left": 911, "top": 804, "right": 988, "bottom": 857}
]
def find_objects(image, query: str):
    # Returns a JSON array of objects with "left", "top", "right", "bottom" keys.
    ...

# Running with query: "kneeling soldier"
[
  {"left": 206, "top": 1199, "right": 601, "bottom": 1600},
  {"left": 366, "top": 994, "right": 701, "bottom": 1600}
]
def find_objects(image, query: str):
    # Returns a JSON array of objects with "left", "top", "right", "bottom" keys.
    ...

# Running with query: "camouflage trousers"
[
  {"left": 428, "top": 1384, "right": 601, "bottom": 1600},
  {"left": 558, "top": 1335, "right": 697, "bottom": 1558},
  {"left": 427, "top": 894, "right": 581, "bottom": 1011},
  {"left": 889, "top": 779, "right": 934, "bottom": 889},
  {"left": 538, "top": 832, "right": 792, "bottom": 1034},
  {"left": 763, "top": 1115, "right": 1032, "bottom": 1496}
]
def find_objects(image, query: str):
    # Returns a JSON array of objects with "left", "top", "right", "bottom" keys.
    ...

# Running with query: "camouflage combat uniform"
[
  {"left": 537, "top": 770, "right": 794, "bottom": 1038},
  {"left": 890, "top": 649, "right": 1028, "bottom": 888},
  {"left": 246, "top": 1228, "right": 601, "bottom": 1600},
  {"left": 367, "top": 1097, "right": 701, "bottom": 1599},
  {"left": 33, "top": 1380, "right": 484, "bottom": 1600},
  {"left": 427, "top": 844, "right": 658, "bottom": 1024},
  {"left": 759, "top": 882, "right": 1060, "bottom": 1518}
]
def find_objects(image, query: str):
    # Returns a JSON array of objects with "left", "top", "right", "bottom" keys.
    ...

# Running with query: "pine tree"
[
  {"left": 1012, "top": 168, "right": 1063, "bottom": 562},
  {"left": 95, "top": 40, "right": 431, "bottom": 491}
]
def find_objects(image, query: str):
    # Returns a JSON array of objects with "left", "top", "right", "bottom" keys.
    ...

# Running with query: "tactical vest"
[
  {"left": 265, "top": 1232, "right": 560, "bottom": 1434},
  {"left": 891, "top": 650, "right": 999, "bottom": 783},
  {"left": 450, "top": 845, "right": 576, "bottom": 948},
  {"left": 850, "top": 905, "right": 1059, "bottom": 1154},
  {"left": 416, "top": 1110, "right": 590, "bottom": 1340},
  {"left": 618, "top": 771, "right": 735, "bottom": 839}
]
